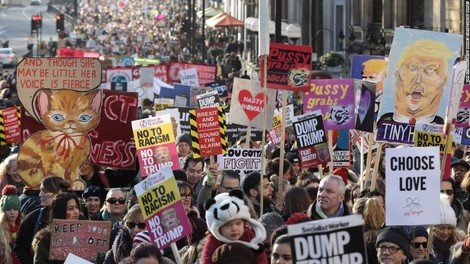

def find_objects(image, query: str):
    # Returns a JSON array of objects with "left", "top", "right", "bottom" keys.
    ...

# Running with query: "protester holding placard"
[
  {"left": 0, "top": 185, "right": 22, "bottom": 264},
  {"left": 32, "top": 193, "right": 81, "bottom": 264},
  {"left": 404, "top": 226, "right": 434, "bottom": 262},
  {"left": 14, "top": 176, "right": 70, "bottom": 264}
]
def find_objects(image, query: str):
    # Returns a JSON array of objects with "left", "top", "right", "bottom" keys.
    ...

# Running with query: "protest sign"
[
  {"left": 332, "top": 130, "right": 350, "bottom": 167},
  {"left": 260, "top": 43, "right": 312, "bottom": 91},
  {"left": 106, "top": 67, "right": 133, "bottom": 92},
  {"left": 159, "top": 84, "right": 190, "bottom": 108},
  {"left": 134, "top": 166, "right": 192, "bottom": 249},
  {"left": 20, "top": 90, "right": 138, "bottom": 172},
  {"left": 16, "top": 58, "right": 102, "bottom": 122},
  {"left": 154, "top": 108, "right": 181, "bottom": 136},
  {"left": 303, "top": 78, "right": 355, "bottom": 130},
  {"left": 197, "top": 90, "right": 220, "bottom": 108},
  {"left": 140, "top": 66, "right": 155, "bottom": 88},
  {"left": 456, "top": 84, "right": 470, "bottom": 127},
  {"left": 292, "top": 111, "right": 330, "bottom": 168},
  {"left": 154, "top": 98, "right": 174, "bottom": 111},
  {"left": 168, "top": 62, "right": 216, "bottom": 85},
  {"left": 190, "top": 86, "right": 213, "bottom": 108},
  {"left": 190, "top": 106, "right": 228, "bottom": 157},
  {"left": 64, "top": 253, "right": 93, "bottom": 264},
  {"left": 225, "top": 113, "right": 263, "bottom": 143},
  {"left": 49, "top": 219, "right": 111, "bottom": 261},
  {"left": 0, "top": 107, "right": 20, "bottom": 144},
  {"left": 376, "top": 28, "right": 462, "bottom": 144},
  {"left": 287, "top": 215, "right": 366, "bottom": 264},
  {"left": 268, "top": 113, "right": 283, "bottom": 146},
  {"left": 217, "top": 148, "right": 262, "bottom": 179},
  {"left": 385, "top": 146, "right": 441, "bottom": 225},
  {"left": 120, "top": 57, "right": 135, "bottom": 67},
  {"left": 229, "top": 77, "right": 276, "bottom": 130},
  {"left": 132, "top": 115, "right": 179, "bottom": 177},
  {"left": 179, "top": 68, "right": 200, "bottom": 86},
  {"left": 354, "top": 80, "right": 376, "bottom": 133},
  {"left": 206, "top": 81, "right": 229, "bottom": 98}
]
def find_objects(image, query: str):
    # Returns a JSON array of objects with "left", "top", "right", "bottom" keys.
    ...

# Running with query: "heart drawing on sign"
[
  {"left": 358, "top": 87, "right": 371, "bottom": 124},
  {"left": 238, "top": 90, "right": 267, "bottom": 121}
]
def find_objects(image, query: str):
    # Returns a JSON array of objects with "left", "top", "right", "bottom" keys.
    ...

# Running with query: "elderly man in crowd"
[
  {"left": 307, "top": 175, "right": 351, "bottom": 219},
  {"left": 376, "top": 227, "right": 410, "bottom": 264}
]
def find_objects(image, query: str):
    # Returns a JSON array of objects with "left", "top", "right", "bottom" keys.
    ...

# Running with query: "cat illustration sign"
[{"left": 16, "top": 58, "right": 102, "bottom": 122}]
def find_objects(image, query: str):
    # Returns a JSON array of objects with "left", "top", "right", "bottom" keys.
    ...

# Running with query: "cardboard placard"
[
  {"left": 0, "top": 107, "right": 20, "bottom": 144},
  {"left": 260, "top": 43, "right": 312, "bottom": 91},
  {"left": 288, "top": 215, "right": 366, "bottom": 263},
  {"left": 132, "top": 115, "right": 179, "bottom": 177},
  {"left": 190, "top": 106, "right": 228, "bottom": 157},
  {"left": 168, "top": 62, "right": 216, "bottom": 86},
  {"left": 216, "top": 148, "right": 262, "bottom": 179},
  {"left": 303, "top": 78, "right": 355, "bottom": 130},
  {"left": 197, "top": 90, "right": 220, "bottom": 109},
  {"left": 49, "top": 219, "right": 111, "bottom": 261},
  {"left": 385, "top": 146, "right": 441, "bottom": 225},
  {"left": 134, "top": 166, "right": 192, "bottom": 249},
  {"left": 179, "top": 68, "right": 200, "bottom": 87}
]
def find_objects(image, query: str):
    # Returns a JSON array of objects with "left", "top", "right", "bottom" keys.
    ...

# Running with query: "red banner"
[
  {"left": 2, "top": 107, "right": 20, "bottom": 144},
  {"left": 21, "top": 89, "right": 138, "bottom": 170},
  {"left": 260, "top": 43, "right": 312, "bottom": 91},
  {"left": 153, "top": 64, "right": 169, "bottom": 83},
  {"left": 168, "top": 62, "right": 216, "bottom": 85}
]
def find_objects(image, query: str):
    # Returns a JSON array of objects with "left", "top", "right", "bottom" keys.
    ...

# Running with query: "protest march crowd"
[{"left": 1, "top": 0, "right": 470, "bottom": 264}]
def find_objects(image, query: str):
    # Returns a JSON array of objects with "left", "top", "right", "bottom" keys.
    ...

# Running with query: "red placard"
[
  {"left": 2, "top": 107, "right": 20, "bottom": 144},
  {"left": 194, "top": 107, "right": 223, "bottom": 157},
  {"left": 260, "top": 43, "right": 312, "bottom": 91}
]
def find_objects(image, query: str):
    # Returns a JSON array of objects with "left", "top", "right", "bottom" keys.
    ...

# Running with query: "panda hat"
[{"left": 204, "top": 189, "right": 266, "bottom": 250}]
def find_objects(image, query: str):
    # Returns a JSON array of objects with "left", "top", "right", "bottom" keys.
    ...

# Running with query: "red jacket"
[{"left": 200, "top": 227, "right": 268, "bottom": 264}]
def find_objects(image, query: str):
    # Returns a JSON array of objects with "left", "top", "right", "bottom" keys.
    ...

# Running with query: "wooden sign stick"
[
  {"left": 328, "top": 130, "right": 334, "bottom": 174},
  {"left": 369, "top": 142, "right": 383, "bottom": 192},
  {"left": 277, "top": 91, "right": 288, "bottom": 205},
  {"left": 259, "top": 54, "right": 268, "bottom": 217},
  {"left": 362, "top": 132, "right": 374, "bottom": 191}
]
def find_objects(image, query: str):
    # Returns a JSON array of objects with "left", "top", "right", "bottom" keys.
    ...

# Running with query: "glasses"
[
  {"left": 180, "top": 193, "right": 192, "bottom": 200},
  {"left": 106, "top": 197, "right": 126, "bottom": 204},
  {"left": 411, "top": 242, "right": 427, "bottom": 249},
  {"left": 126, "top": 222, "right": 146, "bottom": 229},
  {"left": 440, "top": 189, "right": 454, "bottom": 195},
  {"left": 377, "top": 245, "right": 401, "bottom": 254}
]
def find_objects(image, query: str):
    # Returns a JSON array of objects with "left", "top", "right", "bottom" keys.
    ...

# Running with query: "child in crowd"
[
  {"left": 0, "top": 185, "right": 22, "bottom": 264},
  {"left": 201, "top": 189, "right": 268, "bottom": 264}
]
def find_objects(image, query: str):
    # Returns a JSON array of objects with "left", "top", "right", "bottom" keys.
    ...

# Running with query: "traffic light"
[
  {"left": 56, "top": 14, "right": 65, "bottom": 32},
  {"left": 31, "top": 15, "right": 42, "bottom": 33}
]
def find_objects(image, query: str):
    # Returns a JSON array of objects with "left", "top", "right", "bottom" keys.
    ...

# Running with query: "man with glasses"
[
  {"left": 376, "top": 227, "right": 410, "bottom": 264},
  {"left": 197, "top": 170, "right": 240, "bottom": 206}
]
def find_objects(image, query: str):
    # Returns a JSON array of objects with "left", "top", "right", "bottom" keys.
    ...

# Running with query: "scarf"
[{"left": 315, "top": 202, "right": 344, "bottom": 219}]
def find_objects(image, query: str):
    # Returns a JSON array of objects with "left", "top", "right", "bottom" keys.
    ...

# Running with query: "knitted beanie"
[
  {"left": 83, "top": 185, "right": 107, "bottom": 201},
  {"left": 0, "top": 185, "right": 20, "bottom": 212},
  {"left": 332, "top": 168, "right": 348, "bottom": 185},
  {"left": 285, "top": 151, "right": 299, "bottom": 164},
  {"left": 176, "top": 133, "right": 192, "bottom": 146},
  {"left": 440, "top": 193, "right": 457, "bottom": 226},
  {"left": 133, "top": 231, "right": 152, "bottom": 244},
  {"left": 376, "top": 227, "right": 410, "bottom": 257},
  {"left": 204, "top": 189, "right": 266, "bottom": 250},
  {"left": 259, "top": 212, "right": 284, "bottom": 243}
]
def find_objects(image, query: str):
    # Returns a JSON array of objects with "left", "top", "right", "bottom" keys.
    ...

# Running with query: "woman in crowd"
[
  {"left": 32, "top": 193, "right": 81, "bottom": 263},
  {"left": 282, "top": 187, "right": 311, "bottom": 220},
  {"left": 177, "top": 181, "right": 198, "bottom": 215},
  {"left": 432, "top": 194, "right": 464, "bottom": 264},
  {"left": 14, "top": 176, "right": 70, "bottom": 264},
  {"left": 131, "top": 243, "right": 163, "bottom": 264},
  {"left": 105, "top": 204, "right": 147, "bottom": 264},
  {"left": 0, "top": 185, "right": 22, "bottom": 264},
  {"left": 441, "top": 178, "right": 470, "bottom": 233},
  {"left": 180, "top": 210, "right": 208, "bottom": 264},
  {"left": 0, "top": 154, "right": 23, "bottom": 195},
  {"left": 82, "top": 185, "right": 108, "bottom": 219},
  {"left": 93, "top": 188, "right": 128, "bottom": 225},
  {"left": 271, "top": 234, "right": 293, "bottom": 264}
]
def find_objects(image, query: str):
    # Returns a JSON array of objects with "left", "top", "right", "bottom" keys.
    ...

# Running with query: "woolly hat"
[
  {"left": 242, "top": 171, "right": 261, "bottom": 195},
  {"left": 259, "top": 212, "right": 284, "bottom": 243},
  {"left": 376, "top": 227, "right": 410, "bottom": 257},
  {"left": 133, "top": 231, "right": 152, "bottom": 244},
  {"left": 332, "top": 168, "right": 348, "bottom": 185},
  {"left": 82, "top": 185, "right": 107, "bottom": 201},
  {"left": 212, "top": 243, "right": 256, "bottom": 264},
  {"left": 204, "top": 189, "right": 266, "bottom": 250},
  {"left": 176, "top": 133, "right": 192, "bottom": 146},
  {"left": 0, "top": 185, "right": 20, "bottom": 212},
  {"left": 187, "top": 210, "right": 208, "bottom": 245},
  {"left": 440, "top": 193, "right": 457, "bottom": 226},
  {"left": 285, "top": 151, "right": 299, "bottom": 164},
  {"left": 403, "top": 225, "right": 428, "bottom": 240}
]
